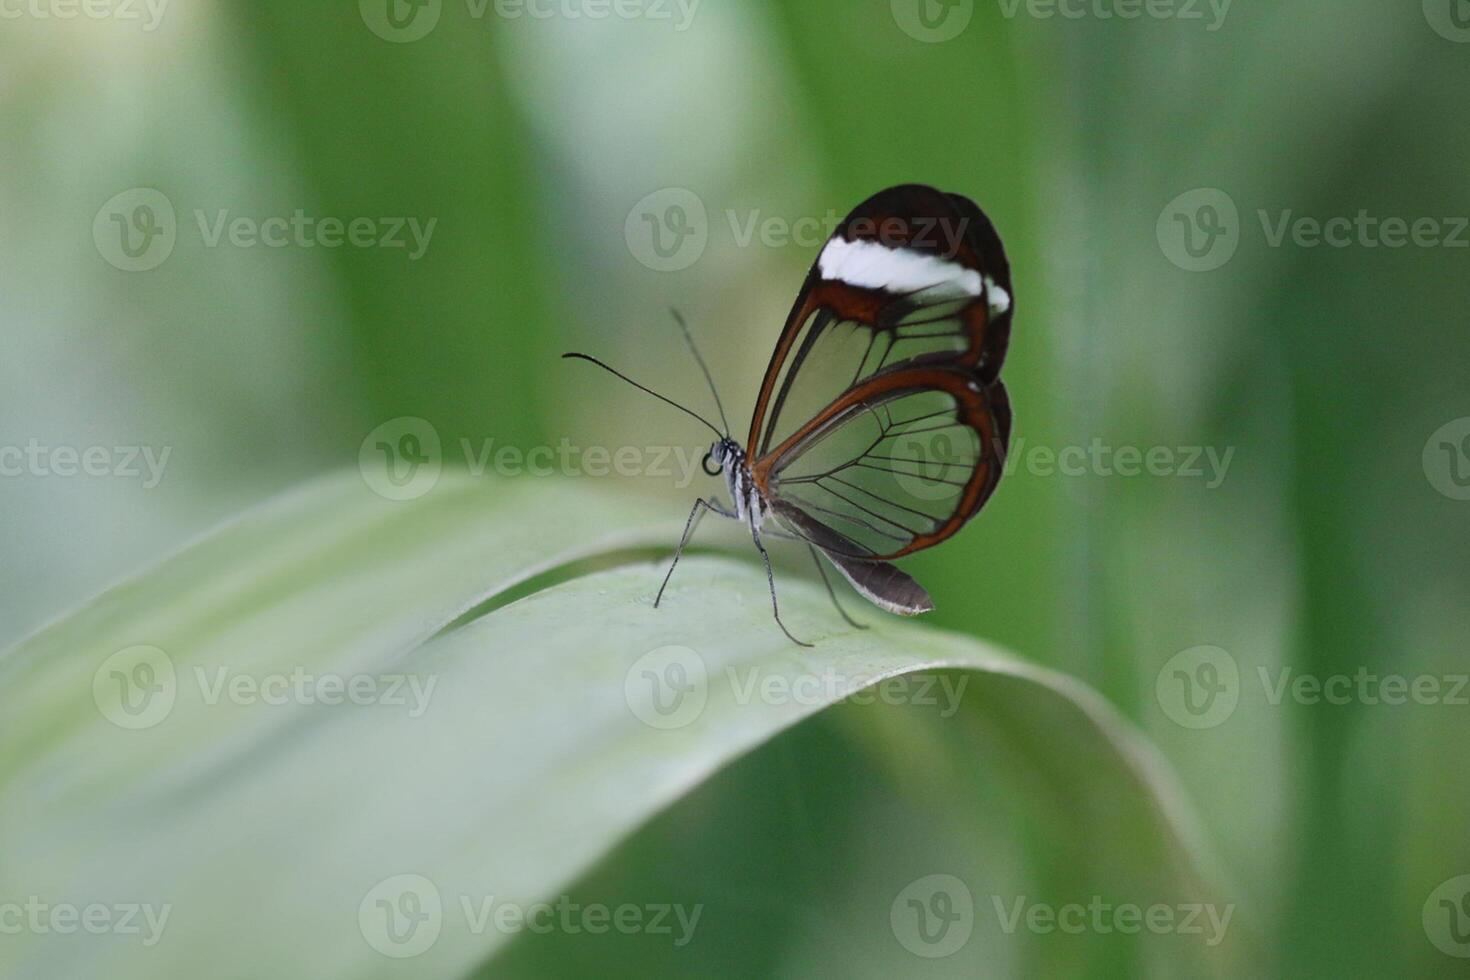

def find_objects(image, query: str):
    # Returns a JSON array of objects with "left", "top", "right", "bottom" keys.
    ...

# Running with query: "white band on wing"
[
  {"left": 983, "top": 275, "right": 1012, "bottom": 316},
  {"left": 818, "top": 236, "right": 984, "bottom": 297}
]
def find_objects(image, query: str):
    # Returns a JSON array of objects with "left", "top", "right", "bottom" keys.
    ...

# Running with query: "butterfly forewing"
[
  {"left": 749, "top": 185, "right": 1014, "bottom": 563},
  {"left": 756, "top": 299, "right": 980, "bottom": 457}
]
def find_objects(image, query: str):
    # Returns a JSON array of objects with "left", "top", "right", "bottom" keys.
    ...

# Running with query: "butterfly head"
[{"left": 703, "top": 437, "right": 744, "bottom": 477}]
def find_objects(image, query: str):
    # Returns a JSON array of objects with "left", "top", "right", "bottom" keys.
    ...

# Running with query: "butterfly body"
[
  {"left": 567, "top": 184, "right": 1014, "bottom": 645},
  {"left": 706, "top": 437, "right": 767, "bottom": 530}
]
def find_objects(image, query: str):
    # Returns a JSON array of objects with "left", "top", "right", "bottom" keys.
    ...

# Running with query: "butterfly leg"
[
  {"left": 809, "top": 546, "right": 868, "bottom": 631},
  {"left": 751, "top": 523, "right": 814, "bottom": 648},
  {"left": 655, "top": 497, "right": 717, "bottom": 608},
  {"left": 655, "top": 497, "right": 738, "bottom": 606}
]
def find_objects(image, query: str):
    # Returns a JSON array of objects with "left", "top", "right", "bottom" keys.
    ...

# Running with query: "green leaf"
[{"left": 0, "top": 473, "right": 1240, "bottom": 978}]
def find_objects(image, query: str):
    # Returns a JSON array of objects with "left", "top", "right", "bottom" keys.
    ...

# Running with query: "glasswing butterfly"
[{"left": 566, "top": 184, "right": 1013, "bottom": 645}]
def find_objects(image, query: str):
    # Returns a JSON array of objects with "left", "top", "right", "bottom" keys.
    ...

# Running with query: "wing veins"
[
  {"left": 852, "top": 460, "right": 970, "bottom": 487},
  {"left": 784, "top": 497, "right": 910, "bottom": 544},
  {"left": 825, "top": 475, "right": 942, "bottom": 527},
  {"left": 883, "top": 408, "right": 957, "bottom": 430},
  {"left": 897, "top": 315, "right": 963, "bottom": 329},
  {"left": 849, "top": 329, "right": 879, "bottom": 389},
  {"left": 813, "top": 479, "right": 928, "bottom": 537}
]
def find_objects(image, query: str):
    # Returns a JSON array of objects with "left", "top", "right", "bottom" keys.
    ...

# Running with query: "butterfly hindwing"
[
  {"left": 764, "top": 368, "right": 1009, "bottom": 560},
  {"left": 772, "top": 501, "right": 934, "bottom": 615}
]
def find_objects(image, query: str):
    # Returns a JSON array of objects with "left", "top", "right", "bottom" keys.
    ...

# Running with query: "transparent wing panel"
[
  {"left": 759, "top": 289, "right": 972, "bottom": 457},
  {"left": 769, "top": 387, "right": 982, "bottom": 557}
]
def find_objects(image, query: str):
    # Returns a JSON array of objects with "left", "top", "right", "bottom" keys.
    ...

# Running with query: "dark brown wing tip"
[
  {"left": 889, "top": 588, "right": 935, "bottom": 616},
  {"left": 820, "top": 548, "right": 935, "bottom": 617}
]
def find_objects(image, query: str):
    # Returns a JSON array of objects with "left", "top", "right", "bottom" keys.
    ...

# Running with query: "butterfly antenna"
[
  {"left": 669, "top": 308, "right": 731, "bottom": 437},
  {"left": 561, "top": 352, "right": 724, "bottom": 439}
]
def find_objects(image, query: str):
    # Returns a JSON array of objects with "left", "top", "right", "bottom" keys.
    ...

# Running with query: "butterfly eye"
[{"left": 702, "top": 451, "right": 723, "bottom": 476}]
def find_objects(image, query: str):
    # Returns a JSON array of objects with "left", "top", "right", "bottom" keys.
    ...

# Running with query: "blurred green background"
[{"left": 3, "top": 0, "right": 1469, "bottom": 976}]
